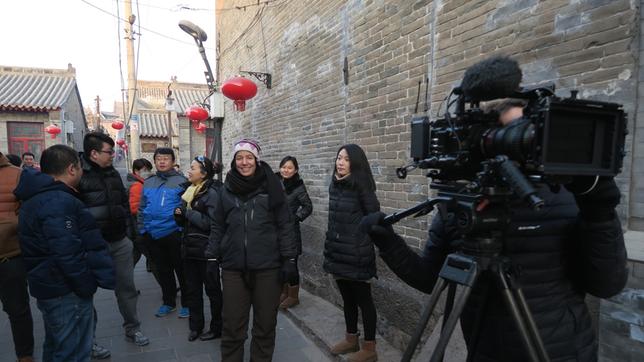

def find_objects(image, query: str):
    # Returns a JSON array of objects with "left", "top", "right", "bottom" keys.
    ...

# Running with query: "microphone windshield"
[{"left": 460, "top": 56, "right": 522, "bottom": 102}]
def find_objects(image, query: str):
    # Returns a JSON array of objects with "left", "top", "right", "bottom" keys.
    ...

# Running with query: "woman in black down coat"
[
  {"left": 324, "top": 144, "right": 380, "bottom": 362},
  {"left": 207, "top": 139, "right": 297, "bottom": 362},
  {"left": 276, "top": 156, "right": 313, "bottom": 309},
  {"left": 174, "top": 156, "right": 223, "bottom": 342}
]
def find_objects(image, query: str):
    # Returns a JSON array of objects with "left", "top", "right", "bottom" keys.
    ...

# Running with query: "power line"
[{"left": 79, "top": 0, "right": 215, "bottom": 50}]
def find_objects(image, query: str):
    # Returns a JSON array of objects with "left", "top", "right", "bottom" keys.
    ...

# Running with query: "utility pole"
[
  {"left": 94, "top": 95, "right": 101, "bottom": 131},
  {"left": 125, "top": 0, "right": 140, "bottom": 160}
]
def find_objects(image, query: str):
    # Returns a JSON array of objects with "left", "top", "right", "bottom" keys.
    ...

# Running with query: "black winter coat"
[
  {"left": 207, "top": 183, "right": 297, "bottom": 271},
  {"left": 378, "top": 185, "right": 628, "bottom": 361},
  {"left": 324, "top": 176, "right": 380, "bottom": 281},
  {"left": 278, "top": 174, "right": 313, "bottom": 255},
  {"left": 78, "top": 154, "right": 131, "bottom": 242},
  {"left": 175, "top": 180, "right": 221, "bottom": 260}
]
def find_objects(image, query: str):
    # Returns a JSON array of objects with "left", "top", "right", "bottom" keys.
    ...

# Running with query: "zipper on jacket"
[{"left": 242, "top": 200, "right": 248, "bottom": 270}]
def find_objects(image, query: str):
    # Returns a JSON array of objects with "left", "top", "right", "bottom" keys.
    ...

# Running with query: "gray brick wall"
[
  {"left": 217, "top": 0, "right": 643, "bottom": 352},
  {"left": 599, "top": 261, "right": 644, "bottom": 361}
]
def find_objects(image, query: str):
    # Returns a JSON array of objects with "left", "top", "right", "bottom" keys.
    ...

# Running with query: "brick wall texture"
[{"left": 216, "top": 0, "right": 643, "bottom": 354}]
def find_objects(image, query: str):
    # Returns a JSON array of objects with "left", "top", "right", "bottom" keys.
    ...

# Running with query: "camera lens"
[{"left": 481, "top": 118, "right": 535, "bottom": 163}]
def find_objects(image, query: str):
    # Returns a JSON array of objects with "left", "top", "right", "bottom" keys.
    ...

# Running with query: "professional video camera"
[
  {"left": 387, "top": 57, "right": 629, "bottom": 362},
  {"left": 397, "top": 57, "right": 627, "bottom": 206}
]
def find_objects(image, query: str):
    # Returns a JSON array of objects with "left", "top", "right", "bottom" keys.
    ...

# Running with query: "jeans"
[
  {"left": 0, "top": 256, "right": 34, "bottom": 358},
  {"left": 37, "top": 293, "right": 94, "bottom": 362},
  {"left": 107, "top": 237, "right": 141, "bottom": 334}
]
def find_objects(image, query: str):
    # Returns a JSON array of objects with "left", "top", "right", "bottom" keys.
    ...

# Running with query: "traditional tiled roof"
[
  {"left": 0, "top": 65, "right": 77, "bottom": 112},
  {"left": 140, "top": 112, "right": 174, "bottom": 138},
  {"left": 174, "top": 88, "right": 211, "bottom": 114}
]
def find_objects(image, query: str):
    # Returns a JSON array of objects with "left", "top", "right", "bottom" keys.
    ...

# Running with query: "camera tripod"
[
  {"left": 384, "top": 182, "right": 550, "bottom": 362},
  {"left": 400, "top": 235, "right": 550, "bottom": 362}
]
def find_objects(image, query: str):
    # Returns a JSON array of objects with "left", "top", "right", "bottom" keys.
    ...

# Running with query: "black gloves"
[
  {"left": 173, "top": 206, "right": 186, "bottom": 225},
  {"left": 280, "top": 258, "right": 298, "bottom": 285},
  {"left": 360, "top": 212, "right": 402, "bottom": 253},
  {"left": 206, "top": 259, "right": 220, "bottom": 278},
  {"left": 565, "top": 176, "right": 621, "bottom": 222}
]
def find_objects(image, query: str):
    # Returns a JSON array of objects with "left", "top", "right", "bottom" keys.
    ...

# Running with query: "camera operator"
[{"left": 361, "top": 102, "right": 628, "bottom": 361}]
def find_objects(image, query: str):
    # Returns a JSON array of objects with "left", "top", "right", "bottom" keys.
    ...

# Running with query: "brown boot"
[
  {"left": 279, "top": 284, "right": 288, "bottom": 303},
  {"left": 280, "top": 285, "right": 300, "bottom": 309},
  {"left": 347, "top": 340, "right": 377, "bottom": 362},
  {"left": 330, "top": 333, "right": 359, "bottom": 355},
  {"left": 17, "top": 357, "right": 34, "bottom": 362}
]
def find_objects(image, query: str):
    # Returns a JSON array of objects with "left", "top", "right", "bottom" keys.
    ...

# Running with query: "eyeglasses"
[{"left": 99, "top": 149, "right": 115, "bottom": 155}]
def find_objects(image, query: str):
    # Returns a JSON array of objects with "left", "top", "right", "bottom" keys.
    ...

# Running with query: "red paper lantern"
[
  {"left": 45, "top": 124, "right": 61, "bottom": 139},
  {"left": 122, "top": 144, "right": 129, "bottom": 152},
  {"left": 186, "top": 105, "right": 209, "bottom": 122},
  {"left": 221, "top": 76, "right": 257, "bottom": 111},
  {"left": 116, "top": 139, "right": 126, "bottom": 146},
  {"left": 111, "top": 120, "right": 124, "bottom": 130},
  {"left": 195, "top": 122, "right": 207, "bottom": 133}
]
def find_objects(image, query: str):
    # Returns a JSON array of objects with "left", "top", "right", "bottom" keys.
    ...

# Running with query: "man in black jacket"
[
  {"left": 361, "top": 104, "right": 628, "bottom": 361},
  {"left": 78, "top": 132, "right": 149, "bottom": 356}
]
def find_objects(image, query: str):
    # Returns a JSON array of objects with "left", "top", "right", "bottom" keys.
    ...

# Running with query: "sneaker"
[
  {"left": 126, "top": 331, "right": 150, "bottom": 346},
  {"left": 155, "top": 305, "right": 176, "bottom": 317},
  {"left": 91, "top": 343, "right": 111, "bottom": 359},
  {"left": 178, "top": 307, "right": 190, "bottom": 318}
]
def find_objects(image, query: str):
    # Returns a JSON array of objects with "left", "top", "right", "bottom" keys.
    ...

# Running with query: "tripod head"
[{"left": 386, "top": 156, "right": 543, "bottom": 254}]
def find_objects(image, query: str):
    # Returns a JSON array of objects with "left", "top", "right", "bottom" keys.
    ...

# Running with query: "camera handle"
[{"left": 400, "top": 251, "right": 550, "bottom": 362}]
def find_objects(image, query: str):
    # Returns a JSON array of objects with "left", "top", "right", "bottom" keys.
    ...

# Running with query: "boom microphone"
[{"left": 459, "top": 56, "right": 522, "bottom": 102}]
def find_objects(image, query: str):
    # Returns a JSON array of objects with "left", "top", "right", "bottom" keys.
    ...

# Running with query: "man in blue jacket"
[
  {"left": 15, "top": 145, "right": 115, "bottom": 362},
  {"left": 137, "top": 147, "right": 188, "bottom": 317}
]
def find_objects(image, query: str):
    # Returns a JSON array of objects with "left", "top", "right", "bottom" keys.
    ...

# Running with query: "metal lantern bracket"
[{"left": 240, "top": 71, "right": 272, "bottom": 89}]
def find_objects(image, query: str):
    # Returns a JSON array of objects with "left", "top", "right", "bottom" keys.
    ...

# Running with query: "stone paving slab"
[{"left": 0, "top": 256, "right": 331, "bottom": 362}]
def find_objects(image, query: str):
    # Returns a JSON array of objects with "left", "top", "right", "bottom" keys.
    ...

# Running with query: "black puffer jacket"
[
  {"left": 324, "top": 176, "right": 380, "bottom": 281},
  {"left": 278, "top": 173, "right": 313, "bottom": 255},
  {"left": 207, "top": 183, "right": 297, "bottom": 271},
  {"left": 378, "top": 185, "right": 628, "bottom": 361},
  {"left": 78, "top": 154, "right": 131, "bottom": 242},
  {"left": 175, "top": 179, "right": 221, "bottom": 260}
]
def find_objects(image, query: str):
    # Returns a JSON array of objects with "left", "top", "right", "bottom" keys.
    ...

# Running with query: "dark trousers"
[
  {"left": 336, "top": 279, "right": 377, "bottom": 341},
  {"left": 183, "top": 259, "right": 222, "bottom": 333},
  {"left": 0, "top": 256, "right": 34, "bottom": 358},
  {"left": 147, "top": 232, "right": 187, "bottom": 307},
  {"left": 221, "top": 269, "right": 281, "bottom": 362}
]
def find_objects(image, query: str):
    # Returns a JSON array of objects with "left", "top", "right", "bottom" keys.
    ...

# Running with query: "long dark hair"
[
  {"left": 279, "top": 155, "right": 299, "bottom": 171},
  {"left": 334, "top": 144, "right": 376, "bottom": 192}
]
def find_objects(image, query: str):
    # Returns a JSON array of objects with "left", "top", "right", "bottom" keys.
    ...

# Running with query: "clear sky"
[{"left": 1, "top": 0, "right": 216, "bottom": 113}]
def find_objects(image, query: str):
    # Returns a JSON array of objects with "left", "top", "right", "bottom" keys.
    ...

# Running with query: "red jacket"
[
  {"left": 129, "top": 174, "right": 145, "bottom": 215},
  {"left": 0, "top": 154, "right": 22, "bottom": 259}
]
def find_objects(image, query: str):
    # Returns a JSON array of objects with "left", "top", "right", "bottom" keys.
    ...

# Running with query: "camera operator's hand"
[
  {"left": 565, "top": 176, "right": 621, "bottom": 222},
  {"left": 360, "top": 212, "right": 403, "bottom": 253}
]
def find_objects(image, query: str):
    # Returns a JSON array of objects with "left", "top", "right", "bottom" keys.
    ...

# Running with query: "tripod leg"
[
  {"left": 495, "top": 269, "right": 550, "bottom": 362},
  {"left": 511, "top": 285, "right": 550, "bottom": 361},
  {"left": 401, "top": 277, "right": 449, "bottom": 362},
  {"left": 430, "top": 283, "right": 474, "bottom": 362}
]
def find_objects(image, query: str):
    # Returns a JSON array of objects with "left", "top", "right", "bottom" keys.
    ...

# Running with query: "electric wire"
[{"left": 80, "top": 0, "right": 215, "bottom": 50}]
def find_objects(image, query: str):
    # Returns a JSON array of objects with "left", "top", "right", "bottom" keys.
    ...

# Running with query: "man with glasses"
[
  {"left": 137, "top": 147, "right": 189, "bottom": 318},
  {"left": 78, "top": 132, "right": 149, "bottom": 359}
]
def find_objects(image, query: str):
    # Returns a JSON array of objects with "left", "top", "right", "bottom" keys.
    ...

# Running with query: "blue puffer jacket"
[
  {"left": 14, "top": 169, "right": 115, "bottom": 300},
  {"left": 137, "top": 170, "right": 187, "bottom": 240}
]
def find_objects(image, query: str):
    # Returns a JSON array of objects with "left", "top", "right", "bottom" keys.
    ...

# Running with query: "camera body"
[{"left": 409, "top": 86, "right": 628, "bottom": 184}]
